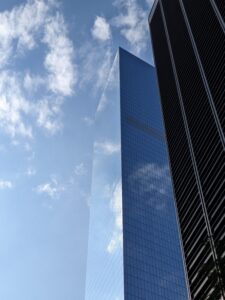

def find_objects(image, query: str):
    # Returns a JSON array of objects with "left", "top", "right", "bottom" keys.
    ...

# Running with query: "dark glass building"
[
  {"left": 85, "top": 48, "right": 188, "bottom": 299},
  {"left": 149, "top": 1, "right": 225, "bottom": 299}
]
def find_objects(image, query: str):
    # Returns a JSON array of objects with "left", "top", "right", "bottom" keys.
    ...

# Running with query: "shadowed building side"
[{"left": 149, "top": 1, "right": 225, "bottom": 299}]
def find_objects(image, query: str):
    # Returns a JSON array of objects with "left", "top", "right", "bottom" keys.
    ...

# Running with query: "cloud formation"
[
  {"left": 0, "top": 180, "right": 12, "bottom": 190},
  {"left": 0, "top": 0, "right": 76, "bottom": 139},
  {"left": 96, "top": 51, "right": 119, "bottom": 113},
  {"left": 74, "top": 163, "right": 87, "bottom": 176},
  {"left": 26, "top": 167, "right": 36, "bottom": 177},
  {"left": 112, "top": 0, "right": 150, "bottom": 55},
  {"left": 78, "top": 41, "right": 113, "bottom": 94},
  {"left": 0, "top": 71, "right": 33, "bottom": 138},
  {"left": 0, "top": 0, "right": 49, "bottom": 66},
  {"left": 36, "top": 97, "right": 63, "bottom": 134},
  {"left": 94, "top": 140, "right": 120, "bottom": 155},
  {"left": 107, "top": 181, "right": 123, "bottom": 254},
  {"left": 36, "top": 177, "right": 65, "bottom": 199},
  {"left": 92, "top": 16, "right": 111, "bottom": 42},
  {"left": 43, "top": 12, "right": 76, "bottom": 96}
]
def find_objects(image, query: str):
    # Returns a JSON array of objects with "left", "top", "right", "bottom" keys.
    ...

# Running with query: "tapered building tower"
[
  {"left": 85, "top": 48, "right": 188, "bottom": 299},
  {"left": 149, "top": 1, "right": 225, "bottom": 299}
]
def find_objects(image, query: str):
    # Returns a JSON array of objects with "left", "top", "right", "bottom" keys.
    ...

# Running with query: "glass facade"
[
  {"left": 149, "top": 1, "right": 225, "bottom": 299},
  {"left": 85, "top": 52, "right": 124, "bottom": 300},
  {"left": 85, "top": 48, "right": 188, "bottom": 299}
]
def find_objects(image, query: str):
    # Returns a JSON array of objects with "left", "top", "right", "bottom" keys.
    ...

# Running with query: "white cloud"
[
  {"left": 107, "top": 181, "right": 123, "bottom": 254},
  {"left": 78, "top": 42, "right": 113, "bottom": 94},
  {"left": 36, "top": 177, "right": 65, "bottom": 199},
  {"left": 43, "top": 12, "right": 76, "bottom": 96},
  {"left": 23, "top": 72, "right": 45, "bottom": 92},
  {"left": 96, "top": 51, "right": 119, "bottom": 113},
  {"left": 26, "top": 167, "right": 36, "bottom": 177},
  {"left": 97, "top": 93, "right": 108, "bottom": 114},
  {"left": 91, "top": 16, "right": 111, "bottom": 42},
  {"left": 35, "top": 97, "right": 63, "bottom": 134},
  {"left": 95, "top": 47, "right": 113, "bottom": 92},
  {"left": 82, "top": 116, "right": 94, "bottom": 126},
  {"left": 80, "top": 0, "right": 151, "bottom": 95},
  {"left": 107, "top": 231, "right": 123, "bottom": 254},
  {"left": 112, "top": 0, "right": 149, "bottom": 55},
  {"left": 0, "top": 71, "right": 64, "bottom": 138},
  {"left": 0, "top": 0, "right": 50, "bottom": 67},
  {"left": 0, "top": 0, "right": 76, "bottom": 140},
  {"left": 0, "top": 71, "right": 33, "bottom": 138},
  {"left": 78, "top": 16, "right": 115, "bottom": 96},
  {"left": 94, "top": 140, "right": 120, "bottom": 155},
  {"left": 110, "top": 181, "right": 122, "bottom": 230},
  {"left": 0, "top": 180, "right": 12, "bottom": 190},
  {"left": 74, "top": 163, "right": 87, "bottom": 176}
]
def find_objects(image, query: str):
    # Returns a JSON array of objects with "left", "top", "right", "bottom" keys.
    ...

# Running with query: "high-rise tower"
[
  {"left": 149, "top": 1, "right": 225, "bottom": 299},
  {"left": 85, "top": 48, "right": 188, "bottom": 299}
]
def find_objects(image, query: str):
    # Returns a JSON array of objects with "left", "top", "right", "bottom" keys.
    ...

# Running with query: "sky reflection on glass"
[
  {"left": 85, "top": 52, "right": 124, "bottom": 300},
  {"left": 86, "top": 48, "right": 188, "bottom": 299}
]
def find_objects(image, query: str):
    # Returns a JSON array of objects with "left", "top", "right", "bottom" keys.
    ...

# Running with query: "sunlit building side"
[{"left": 85, "top": 48, "right": 188, "bottom": 299}]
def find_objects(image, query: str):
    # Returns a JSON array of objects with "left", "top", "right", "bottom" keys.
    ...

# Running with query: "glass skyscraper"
[
  {"left": 85, "top": 48, "right": 188, "bottom": 299},
  {"left": 149, "top": 1, "right": 225, "bottom": 299}
]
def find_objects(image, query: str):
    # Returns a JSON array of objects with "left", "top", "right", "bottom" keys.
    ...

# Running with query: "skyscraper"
[
  {"left": 149, "top": 1, "right": 225, "bottom": 299},
  {"left": 85, "top": 48, "right": 188, "bottom": 299}
]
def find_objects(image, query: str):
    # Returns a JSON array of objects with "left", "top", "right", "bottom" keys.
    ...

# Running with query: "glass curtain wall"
[
  {"left": 86, "top": 48, "right": 188, "bottom": 300},
  {"left": 85, "top": 52, "right": 124, "bottom": 300}
]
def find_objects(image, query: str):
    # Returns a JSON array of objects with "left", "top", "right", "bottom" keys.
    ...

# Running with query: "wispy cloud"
[
  {"left": 82, "top": 116, "right": 94, "bottom": 126},
  {"left": 0, "top": 180, "right": 13, "bottom": 190},
  {"left": 23, "top": 72, "right": 45, "bottom": 93},
  {"left": 107, "top": 181, "right": 123, "bottom": 254},
  {"left": 78, "top": 41, "right": 113, "bottom": 94},
  {"left": 107, "top": 231, "right": 123, "bottom": 254},
  {"left": 0, "top": 0, "right": 76, "bottom": 140},
  {"left": 94, "top": 140, "right": 120, "bottom": 155},
  {"left": 0, "top": 0, "right": 49, "bottom": 67},
  {"left": 43, "top": 12, "right": 76, "bottom": 96},
  {"left": 36, "top": 165, "right": 90, "bottom": 200},
  {"left": 91, "top": 16, "right": 111, "bottom": 42},
  {"left": 96, "top": 51, "right": 119, "bottom": 114},
  {"left": 96, "top": 93, "right": 108, "bottom": 114},
  {"left": 35, "top": 97, "right": 63, "bottom": 135},
  {"left": 26, "top": 167, "right": 36, "bottom": 177},
  {"left": 36, "top": 177, "right": 65, "bottom": 199},
  {"left": 111, "top": 0, "right": 150, "bottom": 55},
  {"left": 74, "top": 163, "right": 87, "bottom": 176},
  {"left": 0, "top": 71, "right": 33, "bottom": 138},
  {"left": 0, "top": 71, "right": 64, "bottom": 138},
  {"left": 78, "top": 11, "right": 117, "bottom": 95},
  {"left": 80, "top": 0, "right": 153, "bottom": 96}
]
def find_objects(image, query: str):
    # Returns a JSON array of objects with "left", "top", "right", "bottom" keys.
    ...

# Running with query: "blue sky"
[
  {"left": 0, "top": 0, "right": 154, "bottom": 299},
  {"left": 85, "top": 54, "right": 124, "bottom": 300}
]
